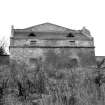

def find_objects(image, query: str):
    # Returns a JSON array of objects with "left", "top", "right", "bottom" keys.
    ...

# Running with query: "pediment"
[
  {"left": 13, "top": 23, "right": 92, "bottom": 40},
  {"left": 24, "top": 23, "right": 71, "bottom": 32}
]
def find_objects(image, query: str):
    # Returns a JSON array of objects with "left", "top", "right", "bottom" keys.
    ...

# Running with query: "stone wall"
[
  {"left": 10, "top": 38, "right": 94, "bottom": 47},
  {"left": 10, "top": 35, "right": 96, "bottom": 68},
  {"left": 10, "top": 47, "right": 96, "bottom": 68}
]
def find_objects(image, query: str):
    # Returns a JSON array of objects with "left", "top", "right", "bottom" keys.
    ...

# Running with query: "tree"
[{"left": 0, "top": 39, "right": 6, "bottom": 55}]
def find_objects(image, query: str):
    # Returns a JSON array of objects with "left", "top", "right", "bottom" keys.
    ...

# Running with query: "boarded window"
[
  {"left": 30, "top": 58, "right": 37, "bottom": 64},
  {"left": 66, "top": 58, "right": 78, "bottom": 68},
  {"left": 29, "top": 58, "right": 39, "bottom": 68}
]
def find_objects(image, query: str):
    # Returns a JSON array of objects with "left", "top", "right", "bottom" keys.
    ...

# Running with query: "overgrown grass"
[{"left": 0, "top": 60, "right": 105, "bottom": 105}]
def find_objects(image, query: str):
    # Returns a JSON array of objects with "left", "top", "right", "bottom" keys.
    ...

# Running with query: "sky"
[{"left": 0, "top": 0, "right": 105, "bottom": 56}]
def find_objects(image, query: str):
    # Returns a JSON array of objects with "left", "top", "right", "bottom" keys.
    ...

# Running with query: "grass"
[{"left": 0, "top": 60, "right": 105, "bottom": 105}]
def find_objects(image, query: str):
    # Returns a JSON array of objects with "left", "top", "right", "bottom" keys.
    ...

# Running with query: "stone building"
[{"left": 9, "top": 23, "right": 96, "bottom": 68}]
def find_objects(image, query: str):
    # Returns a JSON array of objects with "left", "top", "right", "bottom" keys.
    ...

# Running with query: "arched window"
[
  {"left": 29, "top": 33, "right": 36, "bottom": 37},
  {"left": 66, "top": 33, "right": 74, "bottom": 37}
]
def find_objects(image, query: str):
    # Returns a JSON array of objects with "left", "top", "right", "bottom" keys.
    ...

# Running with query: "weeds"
[{"left": 0, "top": 60, "right": 105, "bottom": 105}]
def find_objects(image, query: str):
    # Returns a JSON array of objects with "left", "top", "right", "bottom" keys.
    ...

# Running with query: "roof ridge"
[{"left": 24, "top": 22, "right": 72, "bottom": 30}]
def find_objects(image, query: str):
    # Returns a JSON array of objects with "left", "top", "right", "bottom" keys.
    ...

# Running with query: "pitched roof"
[
  {"left": 23, "top": 22, "right": 74, "bottom": 32},
  {"left": 12, "top": 22, "right": 93, "bottom": 40}
]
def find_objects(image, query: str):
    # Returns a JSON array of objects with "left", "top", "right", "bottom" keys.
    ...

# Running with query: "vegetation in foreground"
[{"left": 0, "top": 59, "right": 105, "bottom": 105}]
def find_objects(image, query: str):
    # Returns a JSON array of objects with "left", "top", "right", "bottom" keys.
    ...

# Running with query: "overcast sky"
[{"left": 0, "top": 0, "right": 105, "bottom": 55}]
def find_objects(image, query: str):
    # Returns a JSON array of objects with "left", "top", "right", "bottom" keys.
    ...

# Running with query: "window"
[
  {"left": 30, "top": 40, "right": 37, "bottom": 45},
  {"left": 66, "top": 33, "right": 74, "bottom": 37},
  {"left": 29, "top": 33, "right": 36, "bottom": 37},
  {"left": 69, "top": 40, "right": 75, "bottom": 45},
  {"left": 69, "top": 40, "right": 75, "bottom": 43},
  {"left": 68, "top": 58, "right": 78, "bottom": 68}
]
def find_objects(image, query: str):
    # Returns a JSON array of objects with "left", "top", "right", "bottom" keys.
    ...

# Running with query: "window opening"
[
  {"left": 30, "top": 40, "right": 37, "bottom": 45},
  {"left": 67, "top": 33, "right": 74, "bottom": 37},
  {"left": 29, "top": 33, "right": 36, "bottom": 37}
]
